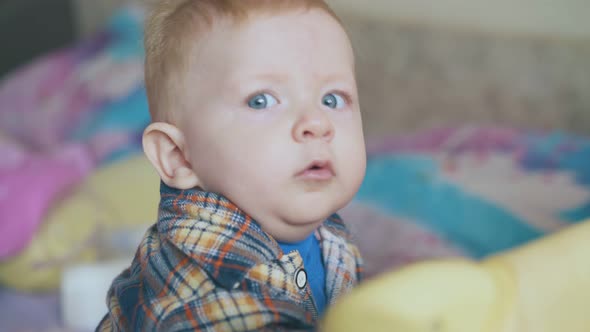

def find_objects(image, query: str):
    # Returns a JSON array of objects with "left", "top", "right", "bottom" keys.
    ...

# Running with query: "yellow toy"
[{"left": 322, "top": 219, "right": 590, "bottom": 332}]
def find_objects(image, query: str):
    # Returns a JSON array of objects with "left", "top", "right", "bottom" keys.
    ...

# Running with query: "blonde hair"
[{"left": 144, "top": 0, "right": 342, "bottom": 122}]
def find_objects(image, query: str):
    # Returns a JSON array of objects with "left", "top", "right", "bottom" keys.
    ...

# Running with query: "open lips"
[{"left": 296, "top": 160, "right": 334, "bottom": 180}]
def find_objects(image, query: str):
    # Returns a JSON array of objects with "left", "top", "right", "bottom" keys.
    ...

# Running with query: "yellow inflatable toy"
[
  {"left": 0, "top": 155, "right": 160, "bottom": 291},
  {"left": 322, "top": 219, "right": 590, "bottom": 332}
]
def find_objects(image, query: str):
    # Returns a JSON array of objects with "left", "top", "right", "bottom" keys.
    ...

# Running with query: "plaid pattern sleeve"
[{"left": 96, "top": 183, "right": 363, "bottom": 331}]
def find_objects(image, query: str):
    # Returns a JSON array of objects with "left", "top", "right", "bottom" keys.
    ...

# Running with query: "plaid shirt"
[{"left": 97, "top": 183, "right": 363, "bottom": 331}]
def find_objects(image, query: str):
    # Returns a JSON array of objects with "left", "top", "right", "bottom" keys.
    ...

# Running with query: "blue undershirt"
[{"left": 278, "top": 233, "right": 327, "bottom": 316}]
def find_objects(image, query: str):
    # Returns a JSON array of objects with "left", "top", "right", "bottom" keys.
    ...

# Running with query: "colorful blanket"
[
  {"left": 0, "top": 7, "right": 147, "bottom": 258},
  {"left": 359, "top": 127, "right": 590, "bottom": 259}
]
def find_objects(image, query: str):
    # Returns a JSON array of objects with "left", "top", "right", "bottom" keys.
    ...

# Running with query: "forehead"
[{"left": 188, "top": 10, "right": 355, "bottom": 81}]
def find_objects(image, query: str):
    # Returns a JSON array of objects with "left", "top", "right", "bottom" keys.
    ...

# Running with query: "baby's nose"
[{"left": 292, "top": 110, "right": 334, "bottom": 143}]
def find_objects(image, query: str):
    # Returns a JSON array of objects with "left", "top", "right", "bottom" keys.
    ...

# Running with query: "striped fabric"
[{"left": 97, "top": 183, "right": 363, "bottom": 331}]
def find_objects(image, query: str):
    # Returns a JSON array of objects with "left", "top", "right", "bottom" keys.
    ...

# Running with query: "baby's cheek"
[{"left": 339, "top": 142, "right": 366, "bottom": 187}]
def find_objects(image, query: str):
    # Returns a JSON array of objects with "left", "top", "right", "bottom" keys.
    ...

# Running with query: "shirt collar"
[{"left": 156, "top": 182, "right": 352, "bottom": 289}]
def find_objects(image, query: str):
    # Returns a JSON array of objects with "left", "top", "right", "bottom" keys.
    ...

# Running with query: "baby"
[{"left": 97, "top": 0, "right": 366, "bottom": 330}]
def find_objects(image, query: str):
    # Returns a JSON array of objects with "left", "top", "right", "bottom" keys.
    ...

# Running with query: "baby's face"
[{"left": 178, "top": 10, "right": 366, "bottom": 242}]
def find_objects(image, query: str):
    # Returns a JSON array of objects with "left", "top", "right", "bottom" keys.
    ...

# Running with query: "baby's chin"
[
  {"left": 282, "top": 198, "right": 346, "bottom": 226},
  {"left": 261, "top": 201, "right": 347, "bottom": 242},
  {"left": 270, "top": 223, "right": 322, "bottom": 243}
]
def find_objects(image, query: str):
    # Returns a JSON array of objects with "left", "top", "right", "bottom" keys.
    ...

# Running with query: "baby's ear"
[{"left": 142, "top": 122, "right": 200, "bottom": 189}]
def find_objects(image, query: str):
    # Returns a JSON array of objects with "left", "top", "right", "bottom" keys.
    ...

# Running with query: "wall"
[
  {"left": 0, "top": 0, "right": 75, "bottom": 77},
  {"left": 73, "top": 0, "right": 590, "bottom": 40},
  {"left": 71, "top": 0, "right": 129, "bottom": 37},
  {"left": 327, "top": 0, "right": 590, "bottom": 40}
]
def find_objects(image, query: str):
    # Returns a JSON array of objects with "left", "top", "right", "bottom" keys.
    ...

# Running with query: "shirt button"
[{"left": 295, "top": 268, "right": 307, "bottom": 289}]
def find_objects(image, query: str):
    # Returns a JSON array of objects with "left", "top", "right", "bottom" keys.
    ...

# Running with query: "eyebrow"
[
  {"left": 253, "top": 73, "right": 354, "bottom": 85},
  {"left": 317, "top": 73, "right": 355, "bottom": 86},
  {"left": 226, "top": 71, "right": 355, "bottom": 91},
  {"left": 225, "top": 73, "right": 287, "bottom": 91},
  {"left": 249, "top": 73, "right": 289, "bottom": 83}
]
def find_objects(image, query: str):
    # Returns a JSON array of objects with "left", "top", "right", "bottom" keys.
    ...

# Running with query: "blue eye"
[
  {"left": 247, "top": 93, "right": 278, "bottom": 110},
  {"left": 322, "top": 93, "right": 346, "bottom": 109}
]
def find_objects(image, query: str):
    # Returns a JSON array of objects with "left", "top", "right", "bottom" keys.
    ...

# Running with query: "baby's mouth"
[{"left": 296, "top": 160, "right": 335, "bottom": 181}]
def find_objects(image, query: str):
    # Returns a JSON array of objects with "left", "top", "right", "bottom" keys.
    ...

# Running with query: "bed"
[{"left": 1, "top": 3, "right": 589, "bottom": 331}]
